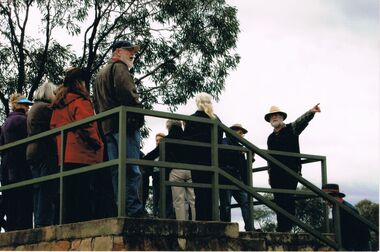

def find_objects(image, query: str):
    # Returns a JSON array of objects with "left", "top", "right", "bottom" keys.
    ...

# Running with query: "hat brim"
[
  {"left": 129, "top": 45, "right": 140, "bottom": 53},
  {"left": 265, "top": 112, "right": 287, "bottom": 122},
  {"left": 121, "top": 45, "right": 140, "bottom": 53},
  {"left": 230, "top": 126, "right": 248, "bottom": 134},
  {"left": 323, "top": 190, "right": 346, "bottom": 198},
  {"left": 16, "top": 98, "right": 33, "bottom": 105}
]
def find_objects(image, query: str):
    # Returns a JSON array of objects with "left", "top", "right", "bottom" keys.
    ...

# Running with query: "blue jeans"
[
  {"left": 30, "top": 156, "right": 58, "bottom": 227},
  {"left": 220, "top": 189, "right": 252, "bottom": 231},
  {"left": 106, "top": 130, "right": 143, "bottom": 216}
]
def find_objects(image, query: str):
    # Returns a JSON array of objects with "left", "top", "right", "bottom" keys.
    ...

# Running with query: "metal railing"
[{"left": 0, "top": 105, "right": 378, "bottom": 250}]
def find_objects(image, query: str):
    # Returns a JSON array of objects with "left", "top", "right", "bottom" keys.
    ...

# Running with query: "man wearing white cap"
[{"left": 265, "top": 103, "right": 320, "bottom": 232}]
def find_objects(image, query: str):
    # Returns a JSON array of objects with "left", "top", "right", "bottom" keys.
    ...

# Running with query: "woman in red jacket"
[{"left": 50, "top": 67, "right": 104, "bottom": 224}]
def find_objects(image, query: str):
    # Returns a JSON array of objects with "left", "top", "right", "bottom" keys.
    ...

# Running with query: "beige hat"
[
  {"left": 230, "top": 123, "right": 248, "bottom": 134},
  {"left": 264, "top": 106, "right": 287, "bottom": 122}
]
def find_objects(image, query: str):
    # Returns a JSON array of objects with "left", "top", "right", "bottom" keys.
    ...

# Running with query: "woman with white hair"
[
  {"left": 26, "top": 81, "right": 58, "bottom": 228},
  {"left": 182, "top": 92, "right": 223, "bottom": 221}
]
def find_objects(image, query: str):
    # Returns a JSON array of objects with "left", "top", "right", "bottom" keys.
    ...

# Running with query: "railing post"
[
  {"left": 159, "top": 141, "right": 167, "bottom": 218},
  {"left": 117, "top": 107, "right": 127, "bottom": 217},
  {"left": 59, "top": 130, "right": 66, "bottom": 225},
  {"left": 246, "top": 150, "right": 254, "bottom": 230},
  {"left": 321, "top": 157, "right": 330, "bottom": 232},
  {"left": 211, "top": 121, "right": 220, "bottom": 221},
  {"left": 333, "top": 202, "right": 343, "bottom": 250}
]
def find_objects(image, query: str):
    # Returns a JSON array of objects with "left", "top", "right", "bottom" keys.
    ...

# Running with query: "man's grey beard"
[
  {"left": 270, "top": 120, "right": 283, "bottom": 128},
  {"left": 126, "top": 59, "right": 134, "bottom": 69}
]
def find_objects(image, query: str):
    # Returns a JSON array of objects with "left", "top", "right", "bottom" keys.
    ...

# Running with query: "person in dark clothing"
[
  {"left": 26, "top": 81, "right": 58, "bottom": 228},
  {"left": 0, "top": 94, "right": 34, "bottom": 231},
  {"left": 141, "top": 133, "right": 165, "bottom": 215},
  {"left": 322, "top": 183, "right": 370, "bottom": 251},
  {"left": 183, "top": 92, "right": 223, "bottom": 221},
  {"left": 219, "top": 123, "right": 252, "bottom": 231},
  {"left": 265, "top": 104, "right": 321, "bottom": 232},
  {"left": 142, "top": 132, "right": 175, "bottom": 217}
]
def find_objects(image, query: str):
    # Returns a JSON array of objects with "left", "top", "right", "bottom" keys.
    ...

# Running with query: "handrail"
[{"left": 0, "top": 105, "right": 377, "bottom": 251}]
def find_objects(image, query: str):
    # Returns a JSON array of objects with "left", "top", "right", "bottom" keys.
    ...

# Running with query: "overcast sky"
[
  {"left": 40, "top": 0, "right": 378, "bottom": 206},
  {"left": 142, "top": 0, "right": 379, "bottom": 228}
]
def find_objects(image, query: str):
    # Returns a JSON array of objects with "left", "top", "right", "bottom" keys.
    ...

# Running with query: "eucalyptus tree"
[
  {"left": 0, "top": 0, "right": 240, "bottom": 120},
  {"left": 0, "top": 0, "right": 77, "bottom": 117}
]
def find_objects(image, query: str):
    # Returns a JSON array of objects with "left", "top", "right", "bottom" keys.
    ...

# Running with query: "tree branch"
[
  {"left": 136, "top": 48, "right": 185, "bottom": 84},
  {"left": 29, "top": 0, "right": 53, "bottom": 99},
  {"left": 0, "top": 90, "right": 9, "bottom": 116}
]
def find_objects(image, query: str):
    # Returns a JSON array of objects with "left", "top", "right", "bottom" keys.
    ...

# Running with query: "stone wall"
[{"left": 0, "top": 218, "right": 334, "bottom": 251}]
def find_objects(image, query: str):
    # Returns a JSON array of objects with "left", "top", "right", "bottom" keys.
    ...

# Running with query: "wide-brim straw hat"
[
  {"left": 230, "top": 123, "right": 248, "bottom": 134},
  {"left": 264, "top": 105, "right": 287, "bottom": 122},
  {"left": 322, "top": 183, "right": 346, "bottom": 198}
]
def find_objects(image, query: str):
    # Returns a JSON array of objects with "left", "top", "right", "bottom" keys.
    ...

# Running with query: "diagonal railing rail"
[{"left": 0, "top": 105, "right": 378, "bottom": 250}]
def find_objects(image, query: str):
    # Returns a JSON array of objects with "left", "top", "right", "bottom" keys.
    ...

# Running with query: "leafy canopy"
[{"left": 0, "top": 0, "right": 240, "bottom": 121}]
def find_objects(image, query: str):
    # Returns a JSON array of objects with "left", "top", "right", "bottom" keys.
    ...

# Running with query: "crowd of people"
[{"left": 0, "top": 39, "right": 371, "bottom": 250}]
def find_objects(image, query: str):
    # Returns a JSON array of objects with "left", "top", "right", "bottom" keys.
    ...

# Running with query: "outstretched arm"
[{"left": 292, "top": 103, "right": 321, "bottom": 135}]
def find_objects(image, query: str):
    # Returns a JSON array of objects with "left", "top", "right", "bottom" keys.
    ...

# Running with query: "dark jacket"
[
  {"left": 142, "top": 125, "right": 184, "bottom": 175},
  {"left": 165, "top": 125, "right": 184, "bottom": 163},
  {"left": 220, "top": 135, "right": 247, "bottom": 183},
  {"left": 26, "top": 100, "right": 57, "bottom": 162},
  {"left": 93, "top": 60, "right": 143, "bottom": 135},
  {"left": 0, "top": 109, "right": 31, "bottom": 183},
  {"left": 182, "top": 110, "right": 223, "bottom": 166},
  {"left": 337, "top": 201, "right": 370, "bottom": 251},
  {"left": 267, "top": 110, "right": 315, "bottom": 179}
]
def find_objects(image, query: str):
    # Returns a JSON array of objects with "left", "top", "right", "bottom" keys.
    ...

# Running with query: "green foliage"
[
  {"left": 253, "top": 193, "right": 276, "bottom": 232},
  {"left": 355, "top": 199, "right": 379, "bottom": 250},
  {"left": 254, "top": 205, "right": 276, "bottom": 232},
  {"left": 355, "top": 199, "right": 379, "bottom": 226},
  {"left": 0, "top": 0, "right": 81, "bottom": 121},
  {"left": 294, "top": 186, "right": 325, "bottom": 233},
  {"left": 0, "top": 0, "right": 240, "bottom": 125}
]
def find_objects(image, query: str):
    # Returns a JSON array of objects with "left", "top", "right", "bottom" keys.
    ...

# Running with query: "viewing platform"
[{"left": 0, "top": 217, "right": 335, "bottom": 251}]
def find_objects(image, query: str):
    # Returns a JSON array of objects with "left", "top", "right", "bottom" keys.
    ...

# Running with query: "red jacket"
[{"left": 50, "top": 93, "right": 104, "bottom": 165}]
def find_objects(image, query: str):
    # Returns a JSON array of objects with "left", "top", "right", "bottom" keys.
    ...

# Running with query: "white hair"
[
  {"left": 33, "top": 80, "right": 57, "bottom": 102},
  {"left": 195, "top": 92, "right": 215, "bottom": 118}
]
